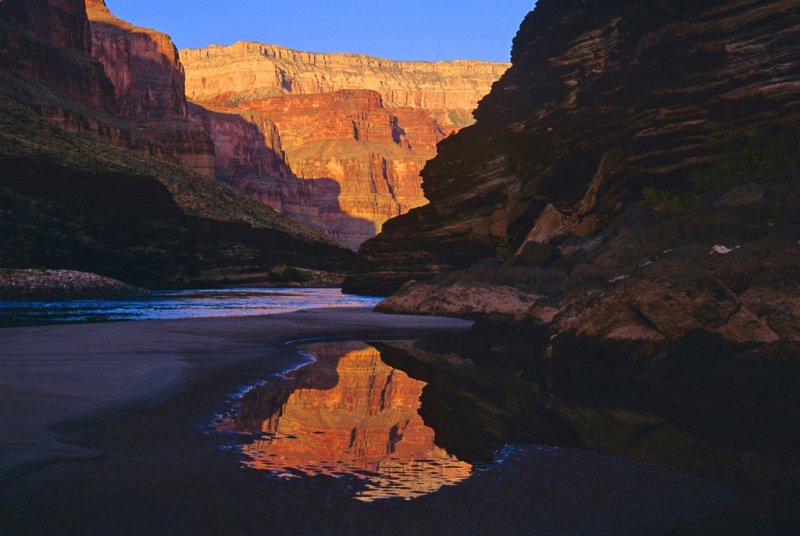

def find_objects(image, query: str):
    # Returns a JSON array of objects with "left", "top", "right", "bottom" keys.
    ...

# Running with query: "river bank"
[
  {"left": 0, "top": 307, "right": 471, "bottom": 478},
  {"left": 0, "top": 309, "right": 735, "bottom": 535},
  {"left": 0, "top": 269, "right": 146, "bottom": 301}
]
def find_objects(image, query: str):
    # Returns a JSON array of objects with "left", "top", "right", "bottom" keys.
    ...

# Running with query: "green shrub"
[
  {"left": 691, "top": 125, "right": 799, "bottom": 192},
  {"left": 643, "top": 124, "right": 800, "bottom": 212},
  {"left": 268, "top": 266, "right": 311, "bottom": 283}
]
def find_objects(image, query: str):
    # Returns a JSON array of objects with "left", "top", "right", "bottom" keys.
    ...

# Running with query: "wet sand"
[
  {"left": 0, "top": 307, "right": 471, "bottom": 477},
  {"left": 0, "top": 308, "right": 733, "bottom": 534}
]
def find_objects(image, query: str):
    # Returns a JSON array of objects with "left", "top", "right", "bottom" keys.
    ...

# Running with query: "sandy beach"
[{"left": 0, "top": 307, "right": 472, "bottom": 478}]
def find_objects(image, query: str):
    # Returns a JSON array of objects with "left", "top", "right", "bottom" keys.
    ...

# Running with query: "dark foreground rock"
[
  {"left": 0, "top": 269, "right": 145, "bottom": 300},
  {"left": 375, "top": 336, "right": 800, "bottom": 533},
  {"left": 378, "top": 170, "right": 800, "bottom": 344},
  {"left": 347, "top": 1, "right": 800, "bottom": 529},
  {"left": 345, "top": 0, "right": 800, "bottom": 295}
]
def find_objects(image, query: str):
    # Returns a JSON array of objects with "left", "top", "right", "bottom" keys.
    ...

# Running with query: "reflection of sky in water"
[
  {"left": 216, "top": 341, "right": 473, "bottom": 502},
  {"left": 0, "top": 288, "right": 382, "bottom": 326}
]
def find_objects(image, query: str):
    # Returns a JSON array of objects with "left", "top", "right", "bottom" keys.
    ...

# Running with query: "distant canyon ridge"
[{"left": 181, "top": 43, "right": 509, "bottom": 248}]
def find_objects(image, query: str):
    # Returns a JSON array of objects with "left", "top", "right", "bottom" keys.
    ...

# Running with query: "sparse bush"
[
  {"left": 268, "top": 266, "right": 311, "bottom": 283},
  {"left": 643, "top": 124, "right": 800, "bottom": 213}
]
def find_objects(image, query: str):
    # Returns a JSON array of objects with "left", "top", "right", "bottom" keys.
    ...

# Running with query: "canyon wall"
[
  {"left": 182, "top": 42, "right": 509, "bottom": 247},
  {"left": 0, "top": 0, "right": 115, "bottom": 111},
  {"left": 346, "top": 0, "right": 800, "bottom": 293},
  {"left": 0, "top": 0, "right": 354, "bottom": 285},
  {"left": 341, "top": 4, "right": 800, "bottom": 525},
  {"left": 85, "top": 0, "right": 215, "bottom": 177},
  {"left": 182, "top": 42, "right": 509, "bottom": 118}
]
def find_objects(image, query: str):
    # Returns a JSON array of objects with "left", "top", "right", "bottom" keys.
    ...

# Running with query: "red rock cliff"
[
  {"left": 0, "top": 0, "right": 115, "bottom": 110},
  {"left": 0, "top": 0, "right": 353, "bottom": 285},
  {"left": 182, "top": 42, "right": 509, "bottom": 247},
  {"left": 84, "top": 0, "right": 215, "bottom": 177},
  {"left": 182, "top": 42, "right": 509, "bottom": 119}
]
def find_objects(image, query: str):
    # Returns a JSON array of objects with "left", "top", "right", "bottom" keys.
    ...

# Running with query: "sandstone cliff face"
[
  {"left": 236, "top": 90, "right": 436, "bottom": 244},
  {"left": 187, "top": 102, "right": 377, "bottom": 249},
  {"left": 85, "top": 0, "right": 215, "bottom": 177},
  {"left": 346, "top": 0, "right": 800, "bottom": 294},
  {"left": 0, "top": 0, "right": 115, "bottom": 111},
  {"left": 0, "top": 0, "right": 354, "bottom": 285},
  {"left": 182, "top": 42, "right": 508, "bottom": 117},
  {"left": 183, "top": 43, "right": 508, "bottom": 247},
  {"left": 1, "top": 0, "right": 90, "bottom": 50}
]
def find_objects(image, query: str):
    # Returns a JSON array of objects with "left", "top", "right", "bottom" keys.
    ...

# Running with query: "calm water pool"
[
  {"left": 0, "top": 288, "right": 383, "bottom": 327},
  {"left": 211, "top": 339, "right": 733, "bottom": 532}
]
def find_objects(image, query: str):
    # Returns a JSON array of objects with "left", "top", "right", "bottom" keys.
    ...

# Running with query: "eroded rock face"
[
  {"left": 0, "top": 0, "right": 115, "bottom": 111},
  {"left": 182, "top": 43, "right": 509, "bottom": 247},
  {"left": 0, "top": 0, "right": 354, "bottom": 285},
  {"left": 182, "top": 42, "right": 508, "bottom": 116},
  {"left": 378, "top": 175, "right": 800, "bottom": 346},
  {"left": 346, "top": 0, "right": 800, "bottom": 292},
  {"left": 235, "top": 90, "right": 435, "bottom": 244},
  {"left": 85, "top": 0, "right": 215, "bottom": 177},
  {"left": 1, "top": 0, "right": 91, "bottom": 51}
]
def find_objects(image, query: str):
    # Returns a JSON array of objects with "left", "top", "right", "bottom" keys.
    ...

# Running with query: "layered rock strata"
[
  {"left": 346, "top": 0, "right": 800, "bottom": 293},
  {"left": 183, "top": 43, "right": 509, "bottom": 247},
  {"left": 0, "top": 0, "right": 354, "bottom": 285},
  {"left": 182, "top": 42, "right": 508, "bottom": 117},
  {"left": 85, "top": 0, "right": 215, "bottom": 177},
  {"left": 343, "top": 3, "right": 800, "bottom": 525},
  {"left": 0, "top": 0, "right": 115, "bottom": 111}
]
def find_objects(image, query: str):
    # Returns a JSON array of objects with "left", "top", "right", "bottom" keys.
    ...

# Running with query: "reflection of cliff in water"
[{"left": 217, "top": 341, "right": 472, "bottom": 501}]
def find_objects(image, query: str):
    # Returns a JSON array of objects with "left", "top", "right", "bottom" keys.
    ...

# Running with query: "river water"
[
  {"left": 210, "top": 339, "right": 733, "bottom": 532},
  {"left": 0, "top": 288, "right": 382, "bottom": 327}
]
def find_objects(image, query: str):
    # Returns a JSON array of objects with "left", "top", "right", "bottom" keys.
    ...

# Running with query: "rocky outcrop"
[
  {"left": 346, "top": 0, "right": 800, "bottom": 294},
  {"left": 85, "top": 0, "right": 215, "bottom": 177},
  {"left": 347, "top": 4, "right": 800, "bottom": 524},
  {"left": 378, "top": 172, "right": 800, "bottom": 345},
  {"left": 0, "top": 269, "right": 145, "bottom": 300},
  {"left": 0, "top": 0, "right": 355, "bottom": 286},
  {"left": 183, "top": 43, "right": 508, "bottom": 247}
]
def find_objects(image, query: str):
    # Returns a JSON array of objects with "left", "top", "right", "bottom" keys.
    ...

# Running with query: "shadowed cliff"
[
  {"left": 342, "top": 2, "right": 800, "bottom": 529},
  {"left": 346, "top": 0, "right": 800, "bottom": 293},
  {"left": 0, "top": 0, "right": 354, "bottom": 285}
]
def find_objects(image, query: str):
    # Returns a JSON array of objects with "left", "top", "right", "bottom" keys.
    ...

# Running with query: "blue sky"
[{"left": 104, "top": 1, "right": 536, "bottom": 62}]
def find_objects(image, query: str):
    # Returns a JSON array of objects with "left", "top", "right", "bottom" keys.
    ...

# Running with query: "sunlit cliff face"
[{"left": 217, "top": 341, "right": 472, "bottom": 501}]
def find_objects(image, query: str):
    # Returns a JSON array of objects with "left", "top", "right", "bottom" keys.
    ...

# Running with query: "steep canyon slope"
[
  {"left": 85, "top": 0, "right": 216, "bottom": 177},
  {"left": 347, "top": 0, "right": 800, "bottom": 300},
  {"left": 0, "top": 0, "right": 353, "bottom": 286},
  {"left": 182, "top": 43, "right": 509, "bottom": 248}
]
